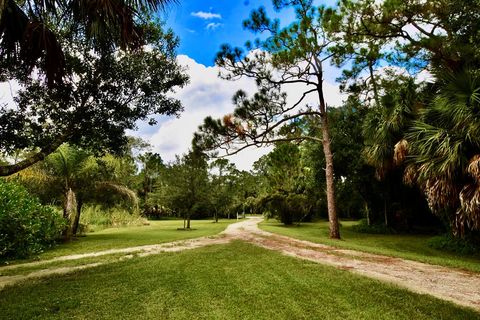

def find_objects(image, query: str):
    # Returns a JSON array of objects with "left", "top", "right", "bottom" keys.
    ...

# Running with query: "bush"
[
  {"left": 0, "top": 180, "right": 65, "bottom": 259},
  {"left": 260, "top": 192, "right": 310, "bottom": 225},
  {"left": 351, "top": 219, "right": 396, "bottom": 234},
  {"left": 427, "top": 235, "right": 480, "bottom": 255}
]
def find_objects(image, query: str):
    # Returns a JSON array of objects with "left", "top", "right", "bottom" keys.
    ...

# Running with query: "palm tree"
[
  {"left": 16, "top": 144, "right": 139, "bottom": 238},
  {"left": 0, "top": 0, "right": 176, "bottom": 85},
  {"left": 362, "top": 78, "right": 418, "bottom": 225},
  {"left": 406, "top": 70, "right": 480, "bottom": 237}
]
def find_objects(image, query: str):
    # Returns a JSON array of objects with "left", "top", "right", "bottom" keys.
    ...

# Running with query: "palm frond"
[
  {"left": 424, "top": 178, "right": 459, "bottom": 213},
  {"left": 456, "top": 183, "right": 480, "bottom": 236},
  {"left": 393, "top": 139, "right": 408, "bottom": 166},
  {"left": 96, "top": 181, "right": 139, "bottom": 209},
  {"left": 0, "top": 0, "right": 176, "bottom": 85},
  {"left": 403, "top": 164, "right": 419, "bottom": 185}
]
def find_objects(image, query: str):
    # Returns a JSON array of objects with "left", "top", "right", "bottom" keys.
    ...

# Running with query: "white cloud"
[
  {"left": 206, "top": 22, "right": 223, "bottom": 31},
  {"left": 0, "top": 80, "right": 20, "bottom": 110},
  {"left": 191, "top": 11, "right": 222, "bottom": 20},
  {"left": 135, "top": 55, "right": 345, "bottom": 171}
]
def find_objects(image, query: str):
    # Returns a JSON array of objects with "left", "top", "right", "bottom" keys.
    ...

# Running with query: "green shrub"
[
  {"left": 427, "top": 235, "right": 480, "bottom": 255},
  {"left": 351, "top": 219, "right": 396, "bottom": 234},
  {"left": 260, "top": 192, "right": 310, "bottom": 225},
  {"left": 0, "top": 180, "right": 65, "bottom": 259}
]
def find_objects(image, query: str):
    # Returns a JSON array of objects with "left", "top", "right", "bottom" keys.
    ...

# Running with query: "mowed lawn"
[
  {"left": 1, "top": 241, "right": 479, "bottom": 320},
  {"left": 260, "top": 220, "right": 480, "bottom": 272},
  {"left": 14, "top": 219, "right": 233, "bottom": 262}
]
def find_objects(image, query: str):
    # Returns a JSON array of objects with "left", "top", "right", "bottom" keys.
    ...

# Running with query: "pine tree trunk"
[
  {"left": 320, "top": 114, "right": 340, "bottom": 239},
  {"left": 315, "top": 64, "right": 340, "bottom": 239}
]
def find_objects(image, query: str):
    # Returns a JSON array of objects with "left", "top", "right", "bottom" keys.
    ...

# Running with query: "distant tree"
[
  {"left": 209, "top": 159, "right": 237, "bottom": 222},
  {"left": 195, "top": 0, "right": 341, "bottom": 238},
  {"left": 226, "top": 169, "right": 259, "bottom": 219},
  {"left": 138, "top": 152, "right": 165, "bottom": 203},
  {"left": 253, "top": 142, "right": 309, "bottom": 225},
  {"left": 155, "top": 149, "right": 210, "bottom": 229}
]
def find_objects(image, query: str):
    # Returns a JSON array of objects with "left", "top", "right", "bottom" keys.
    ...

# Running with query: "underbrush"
[
  {"left": 427, "top": 234, "right": 480, "bottom": 256},
  {"left": 350, "top": 219, "right": 396, "bottom": 234},
  {"left": 80, "top": 205, "right": 148, "bottom": 233},
  {"left": 0, "top": 180, "right": 65, "bottom": 260}
]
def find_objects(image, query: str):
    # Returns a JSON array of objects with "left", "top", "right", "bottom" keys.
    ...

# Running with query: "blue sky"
[
  {"left": 161, "top": 0, "right": 337, "bottom": 67},
  {"left": 162, "top": 0, "right": 295, "bottom": 66}
]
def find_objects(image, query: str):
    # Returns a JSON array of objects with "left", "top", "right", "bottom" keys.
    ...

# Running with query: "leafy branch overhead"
[{"left": 0, "top": 0, "right": 178, "bottom": 86}]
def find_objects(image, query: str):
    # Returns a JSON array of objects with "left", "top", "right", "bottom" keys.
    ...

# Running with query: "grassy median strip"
[{"left": 2, "top": 219, "right": 233, "bottom": 265}]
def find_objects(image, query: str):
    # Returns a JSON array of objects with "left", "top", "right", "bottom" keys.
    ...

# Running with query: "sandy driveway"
[{"left": 1, "top": 217, "right": 479, "bottom": 311}]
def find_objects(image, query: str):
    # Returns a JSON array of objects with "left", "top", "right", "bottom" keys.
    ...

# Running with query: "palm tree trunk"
[
  {"left": 62, "top": 188, "right": 77, "bottom": 240},
  {"left": 72, "top": 198, "right": 83, "bottom": 236}
]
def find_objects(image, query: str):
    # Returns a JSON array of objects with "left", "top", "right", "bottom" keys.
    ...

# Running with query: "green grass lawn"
[
  {"left": 0, "top": 241, "right": 478, "bottom": 320},
  {"left": 8, "top": 219, "right": 233, "bottom": 263},
  {"left": 260, "top": 220, "right": 480, "bottom": 272}
]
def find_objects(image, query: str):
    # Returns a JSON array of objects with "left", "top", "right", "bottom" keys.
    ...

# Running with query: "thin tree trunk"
[
  {"left": 187, "top": 215, "right": 191, "bottom": 229},
  {"left": 365, "top": 202, "right": 371, "bottom": 226},
  {"left": 314, "top": 56, "right": 340, "bottom": 239},
  {"left": 384, "top": 198, "right": 389, "bottom": 226},
  {"left": 368, "top": 60, "right": 380, "bottom": 105}
]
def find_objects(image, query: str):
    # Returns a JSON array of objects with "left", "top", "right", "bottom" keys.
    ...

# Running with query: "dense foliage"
[
  {"left": 0, "top": 180, "right": 64, "bottom": 259},
  {"left": 0, "top": 14, "right": 188, "bottom": 176}
]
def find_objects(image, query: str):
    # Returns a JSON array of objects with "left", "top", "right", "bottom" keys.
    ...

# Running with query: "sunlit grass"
[
  {"left": 0, "top": 242, "right": 477, "bottom": 319},
  {"left": 4, "top": 219, "right": 233, "bottom": 264}
]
